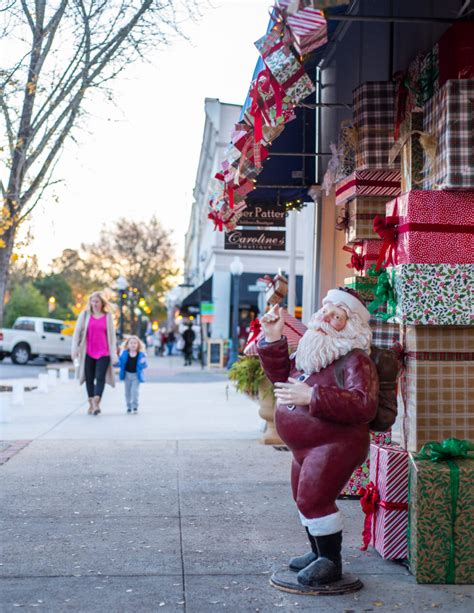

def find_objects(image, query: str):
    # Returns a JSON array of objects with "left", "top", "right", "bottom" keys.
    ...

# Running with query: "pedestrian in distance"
[
  {"left": 118, "top": 335, "right": 148, "bottom": 413},
  {"left": 182, "top": 323, "right": 195, "bottom": 366},
  {"left": 71, "top": 291, "right": 117, "bottom": 415},
  {"left": 167, "top": 330, "right": 176, "bottom": 356}
]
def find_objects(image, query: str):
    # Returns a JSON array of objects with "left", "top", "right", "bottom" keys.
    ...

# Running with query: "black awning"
[{"left": 180, "top": 277, "right": 213, "bottom": 308}]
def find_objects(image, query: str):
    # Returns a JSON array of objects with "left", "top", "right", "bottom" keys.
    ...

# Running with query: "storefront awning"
[{"left": 180, "top": 277, "right": 213, "bottom": 309}]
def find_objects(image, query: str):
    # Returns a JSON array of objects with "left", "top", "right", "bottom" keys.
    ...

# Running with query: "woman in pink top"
[{"left": 72, "top": 292, "right": 117, "bottom": 415}]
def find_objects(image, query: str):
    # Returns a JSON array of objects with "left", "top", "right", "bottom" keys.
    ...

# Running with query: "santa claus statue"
[{"left": 258, "top": 288, "right": 379, "bottom": 588}]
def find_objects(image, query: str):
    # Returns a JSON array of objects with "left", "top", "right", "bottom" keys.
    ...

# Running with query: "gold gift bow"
[
  {"left": 388, "top": 130, "right": 438, "bottom": 185},
  {"left": 341, "top": 123, "right": 397, "bottom": 155}
]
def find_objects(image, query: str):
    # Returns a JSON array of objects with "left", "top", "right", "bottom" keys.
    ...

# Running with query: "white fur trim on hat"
[
  {"left": 299, "top": 510, "right": 343, "bottom": 536},
  {"left": 323, "top": 288, "right": 370, "bottom": 324}
]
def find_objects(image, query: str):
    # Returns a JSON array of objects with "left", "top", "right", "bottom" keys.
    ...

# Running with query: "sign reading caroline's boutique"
[
  {"left": 225, "top": 229, "right": 286, "bottom": 251},
  {"left": 238, "top": 202, "right": 286, "bottom": 227}
]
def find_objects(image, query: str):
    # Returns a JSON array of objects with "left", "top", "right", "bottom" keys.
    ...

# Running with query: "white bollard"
[
  {"left": 12, "top": 383, "right": 25, "bottom": 406},
  {"left": 48, "top": 369, "right": 58, "bottom": 387},
  {"left": 38, "top": 373, "right": 49, "bottom": 393},
  {"left": 60, "top": 368, "right": 69, "bottom": 383}
]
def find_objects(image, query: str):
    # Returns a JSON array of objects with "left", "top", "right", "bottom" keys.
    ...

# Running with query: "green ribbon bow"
[
  {"left": 367, "top": 266, "right": 397, "bottom": 321},
  {"left": 416, "top": 439, "right": 474, "bottom": 462},
  {"left": 414, "top": 438, "right": 474, "bottom": 583}
]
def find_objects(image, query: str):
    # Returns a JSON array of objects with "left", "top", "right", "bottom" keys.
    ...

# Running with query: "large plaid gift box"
[
  {"left": 399, "top": 112, "right": 424, "bottom": 192},
  {"left": 408, "top": 442, "right": 474, "bottom": 584},
  {"left": 380, "top": 191, "right": 474, "bottom": 266},
  {"left": 278, "top": 0, "right": 328, "bottom": 56},
  {"left": 335, "top": 170, "right": 401, "bottom": 206},
  {"left": 359, "top": 443, "right": 409, "bottom": 559},
  {"left": 353, "top": 82, "right": 399, "bottom": 171},
  {"left": 340, "top": 431, "right": 391, "bottom": 497},
  {"left": 255, "top": 31, "right": 315, "bottom": 105},
  {"left": 345, "top": 196, "right": 392, "bottom": 244},
  {"left": 370, "top": 319, "right": 400, "bottom": 350},
  {"left": 344, "top": 275, "right": 377, "bottom": 303},
  {"left": 423, "top": 79, "right": 474, "bottom": 190},
  {"left": 244, "top": 311, "right": 307, "bottom": 356},
  {"left": 390, "top": 264, "right": 474, "bottom": 326},
  {"left": 399, "top": 326, "right": 474, "bottom": 452}
]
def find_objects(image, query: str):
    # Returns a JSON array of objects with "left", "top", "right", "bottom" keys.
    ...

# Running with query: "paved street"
[{"left": 1, "top": 357, "right": 472, "bottom": 612}]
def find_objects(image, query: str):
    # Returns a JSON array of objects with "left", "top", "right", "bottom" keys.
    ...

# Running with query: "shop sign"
[
  {"left": 225, "top": 229, "right": 286, "bottom": 251},
  {"left": 238, "top": 201, "right": 286, "bottom": 227}
]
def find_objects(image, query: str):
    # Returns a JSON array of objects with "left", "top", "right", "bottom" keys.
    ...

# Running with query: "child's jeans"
[{"left": 124, "top": 372, "right": 140, "bottom": 410}]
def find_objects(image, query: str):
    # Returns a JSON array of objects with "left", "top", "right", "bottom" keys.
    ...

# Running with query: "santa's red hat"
[{"left": 322, "top": 288, "right": 371, "bottom": 324}]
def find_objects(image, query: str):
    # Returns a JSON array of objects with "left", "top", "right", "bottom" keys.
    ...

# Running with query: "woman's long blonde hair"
[
  {"left": 122, "top": 335, "right": 146, "bottom": 353},
  {"left": 87, "top": 291, "right": 112, "bottom": 314}
]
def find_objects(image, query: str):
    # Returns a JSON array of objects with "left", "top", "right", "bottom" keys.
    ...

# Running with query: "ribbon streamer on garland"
[
  {"left": 414, "top": 438, "right": 474, "bottom": 584},
  {"left": 249, "top": 68, "right": 284, "bottom": 163}
]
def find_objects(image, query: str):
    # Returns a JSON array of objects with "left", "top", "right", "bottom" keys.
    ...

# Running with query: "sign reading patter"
[{"left": 238, "top": 201, "right": 286, "bottom": 227}]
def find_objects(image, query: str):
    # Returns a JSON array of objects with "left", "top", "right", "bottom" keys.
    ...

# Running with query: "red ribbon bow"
[
  {"left": 343, "top": 243, "right": 365, "bottom": 272},
  {"left": 208, "top": 211, "right": 224, "bottom": 232},
  {"left": 373, "top": 212, "right": 399, "bottom": 271},
  {"left": 258, "top": 274, "right": 275, "bottom": 288},
  {"left": 359, "top": 481, "right": 380, "bottom": 551},
  {"left": 245, "top": 319, "right": 262, "bottom": 348},
  {"left": 249, "top": 68, "right": 284, "bottom": 157}
]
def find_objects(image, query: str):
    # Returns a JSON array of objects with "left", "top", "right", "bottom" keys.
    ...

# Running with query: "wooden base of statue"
[
  {"left": 258, "top": 381, "right": 283, "bottom": 445},
  {"left": 270, "top": 568, "right": 363, "bottom": 596}
]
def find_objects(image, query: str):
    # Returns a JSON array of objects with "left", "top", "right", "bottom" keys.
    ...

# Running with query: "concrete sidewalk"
[
  {"left": 1, "top": 359, "right": 472, "bottom": 612},
  {"left": 0, "top": 357, "right": 260, "bottom": 441}
]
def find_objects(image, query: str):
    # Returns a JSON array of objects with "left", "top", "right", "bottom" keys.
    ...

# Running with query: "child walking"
[{"left": 119, "top": 336, "right": 148, "bottom": 413}]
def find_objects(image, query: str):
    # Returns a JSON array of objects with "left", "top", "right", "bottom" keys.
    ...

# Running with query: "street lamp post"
[
  {"left": 228, "top": 256, "right": 244, "bottom": 368},
  {"left": 116, "top": 276, "right": 128, "bottom": 339}
]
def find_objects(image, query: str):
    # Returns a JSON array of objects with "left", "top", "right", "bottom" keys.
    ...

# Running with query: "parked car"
[{"left": 0, "top": 317, "right": 73, "bottom": 365}]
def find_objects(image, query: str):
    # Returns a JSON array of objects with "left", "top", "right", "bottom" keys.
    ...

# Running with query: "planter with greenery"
[{"left": 229, "top": 356, "right": 282, "bottom": 445}]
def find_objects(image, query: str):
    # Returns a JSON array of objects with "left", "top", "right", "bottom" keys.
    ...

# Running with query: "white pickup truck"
[{"left": 0, "top": 317, "right": 73, "bottom": 365}]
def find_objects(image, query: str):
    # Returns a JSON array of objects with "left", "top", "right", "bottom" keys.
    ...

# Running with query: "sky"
[{"left": 17, "top": 0, "right": 272, "bottom": 271}]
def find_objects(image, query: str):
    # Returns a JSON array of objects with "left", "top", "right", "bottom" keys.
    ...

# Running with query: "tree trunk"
[{"left": 0, "top": 226, "right": 16, "bottom": 326}]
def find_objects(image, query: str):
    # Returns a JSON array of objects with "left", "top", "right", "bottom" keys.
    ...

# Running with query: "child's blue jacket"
[{"left": 119, "top": 350, "right": 148, "bottom": 383}]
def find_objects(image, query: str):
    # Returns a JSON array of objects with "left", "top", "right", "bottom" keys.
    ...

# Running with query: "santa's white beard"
[{"left": 295, "top": 312, "right": 372, "bottom": 374}]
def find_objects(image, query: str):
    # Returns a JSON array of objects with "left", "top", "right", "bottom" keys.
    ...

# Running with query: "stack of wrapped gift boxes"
[
  {"left": 353, "top": 22, "right": 474, "bottom": 585},
  {"left": 336, "top": 81, "right": 402, "bottom": 496}
]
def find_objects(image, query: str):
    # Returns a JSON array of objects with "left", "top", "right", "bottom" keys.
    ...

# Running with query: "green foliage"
[
  {"left": 228, "top": 356, "right": 274, "bottom": 399},
  {"left": 34, "top": 274, "right": 73, "bottom": 315},
  {"left": 4, "top": 283, "right": 48, "bottom": 327}
]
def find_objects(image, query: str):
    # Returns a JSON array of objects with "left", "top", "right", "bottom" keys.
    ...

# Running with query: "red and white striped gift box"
[
  {"left": 278, "top": 1, "right": 328, "bottom": 56},
  {"left": 335, "top": 170, "right": 401, "bottom": 206},
  {"left": 367, "top": 443, "right": 409, "bottom": 560},
  {"left": 244, "top": 311, "right": 307, "bottom": 356}
]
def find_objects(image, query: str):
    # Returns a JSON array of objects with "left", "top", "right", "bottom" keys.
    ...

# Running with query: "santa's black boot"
[
  {"left": 288, "top": 528, "right": 318, "bottom": 571},
  {"left": 297, "top": 531, "right": 342, "bottom": 586}
]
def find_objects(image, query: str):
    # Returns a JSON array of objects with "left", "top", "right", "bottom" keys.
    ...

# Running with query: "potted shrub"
[{"left": 229, "top": 356, "right": 282, "bottom": 445}]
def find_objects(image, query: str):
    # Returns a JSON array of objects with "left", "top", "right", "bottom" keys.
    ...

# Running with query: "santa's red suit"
[
  {"left": 257, "top": 288, "right": 379, "bottom": 586},
  {"left": 258, "top": 339, "right": 378, "bottom": 526}
]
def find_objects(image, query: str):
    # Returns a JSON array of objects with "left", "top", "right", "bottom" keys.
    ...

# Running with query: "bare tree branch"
[{"left": 0, "top": 0, "right": 202, "bottom": 323}]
